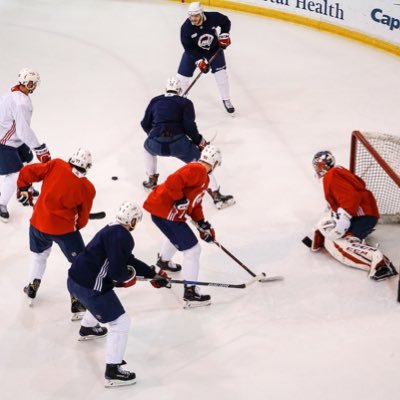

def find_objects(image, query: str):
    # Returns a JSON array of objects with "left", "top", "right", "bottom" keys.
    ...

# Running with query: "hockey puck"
[{"left": 111, "top": 176, "right": 118, "bottom": 181}]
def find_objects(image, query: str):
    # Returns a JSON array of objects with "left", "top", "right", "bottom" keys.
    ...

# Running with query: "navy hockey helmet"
[{"left": 312, "top": 150, "right": 336, "bottom": 178}]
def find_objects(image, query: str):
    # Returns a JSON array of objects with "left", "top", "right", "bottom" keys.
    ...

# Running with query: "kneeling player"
[{"left": 308, "top": 150, "right": 397, "bottom": 281}]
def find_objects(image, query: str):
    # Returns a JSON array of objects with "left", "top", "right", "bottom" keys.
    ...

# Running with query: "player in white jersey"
[{"left": 0, "top": 68, "right": 51, "bottom": 222}]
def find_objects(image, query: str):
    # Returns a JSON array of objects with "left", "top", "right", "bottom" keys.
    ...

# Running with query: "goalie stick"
[
  {"left": 136, "top": 274, "right": 282, "bottom": 289},
  {"left": 89, "top": 211, "right": 106, "bottom": 220},
  {"left": 182, "top": 48, "right": 223, "bottom": 98}
]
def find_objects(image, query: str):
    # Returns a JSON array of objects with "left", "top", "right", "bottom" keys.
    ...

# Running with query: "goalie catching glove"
[
  {"left": 317, "top": 207, "right": 351, "bottom": 241},
  {"left": 17, "top": 185, "right": 34, "bottom": 206},
  {"left": 114, "top": 265, "right": 137, "bottom": 288},
  {"left": 196, "top": 220, "right": 215, "bottom": 243}
]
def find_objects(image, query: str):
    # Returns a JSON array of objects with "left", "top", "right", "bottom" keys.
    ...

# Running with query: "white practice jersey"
[{"left": 0, "top": 87, "right": 41, "bottom": 149}]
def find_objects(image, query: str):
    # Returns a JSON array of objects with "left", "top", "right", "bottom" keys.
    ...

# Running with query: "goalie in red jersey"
[
  {"left": 143, "top": 145, "right": 222, "bottom": 308},
  {"left": 309, "top": 150, "right": 397, "bottom": 281}
]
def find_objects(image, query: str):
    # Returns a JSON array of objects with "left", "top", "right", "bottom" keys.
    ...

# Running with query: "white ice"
[{"left": 0, "top": 1, "right": 400, "bottom": 399}]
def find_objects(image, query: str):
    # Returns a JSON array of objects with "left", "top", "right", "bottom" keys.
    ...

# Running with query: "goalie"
[{"left": 308, "top": 150, "right": 397, "bottom": 281}]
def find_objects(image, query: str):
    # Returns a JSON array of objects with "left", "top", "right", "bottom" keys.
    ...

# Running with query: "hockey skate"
[
  {"left": 71, "top": 296, "right": 86, "bottom": 321},
  {"left": 0, "top": 205, "right": 9, "bottom": 223},
  {"left": 370, "top": 258, "right": 398, "bottom": 281},
  {"left": 23, "top": 278, "right": 41, "bottom": 306},
  {"left": 142, "top": 174, "right": 159, "bottom": 191},
  {"left": 207, "top": 188, "right": 235, "bottom": 210},
  {"left": 156, "top": 254, "right": 182, "bottom": 272},
  {"left": 105, "top": 363, "right": 136, "bottom": 388},
  {"left": 183, "top": 285, "right": 211, "bottom": 309},
  {"left": 78, "top": 324, "right": 108, "bottom": 341},
  {"left": 222, "top": 99, "right": 235, "bottom": 114}
]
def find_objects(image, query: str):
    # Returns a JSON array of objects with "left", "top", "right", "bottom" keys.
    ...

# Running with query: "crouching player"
[
  {"left": 309, "top": 150, "right": 397, "bottom": 281},
  {"left": 67, "top": 201, "right": 171, "bottom": 388}
]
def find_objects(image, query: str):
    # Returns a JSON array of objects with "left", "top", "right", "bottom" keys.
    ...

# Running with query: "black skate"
[
  {"left": 207, "top": 188, "right": 235, "bottom": 210},
  {"left": 222, "top": 99, "right": 235, "bottom": 114},
  {"left": 105, "top": 363, "right": 136, "bottom": 388},
  {"left": 23, "top": 278, "right": 41, "bottom": 306},
  {"left": 156, "top": 254, "right": 182, "bottom": 272},
  {"left": 0, "top": 204, "right": 9, "bottom": 223},
  {"left": 183, "top": 285, "right": 211, "bottom": 309},
  {"left": 71, "top": 296, "right": 86, "bottom": 321},
  {"left": 370, "top": 259, "right": 398, "bottom": 281},
  {"left": 78, "top": 324, "right": 108, "bottom": 341},
  {"left": 142, "top": 173, "right": 159, "bottom": 191}
]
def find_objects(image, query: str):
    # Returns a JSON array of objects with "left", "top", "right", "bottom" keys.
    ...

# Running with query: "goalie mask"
[
  {"left": 69, "top": 148, "right": 92, "bottom": 175},
  {"left": 18, "top": 68, "right": 41, "bottom": 93},
  {"left": 312, "top": 150, "right": 335, "bottom": 178},
  {"left": 116, "top": 201, "right": 143, "bottom": 231}
]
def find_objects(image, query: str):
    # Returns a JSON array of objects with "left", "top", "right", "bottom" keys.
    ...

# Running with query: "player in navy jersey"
[
  {"left": 177, "top": 2, "right": 235, "bottom": 114},
  {"left": 141, "top": 77, "right": 235, "bottom": 209},
  {"left": 67, "top": 201, "right": 171, "bottom": 388}
]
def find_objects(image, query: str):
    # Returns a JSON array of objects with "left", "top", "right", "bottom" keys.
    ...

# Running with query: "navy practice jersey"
[
  {"left": 180, "top": 11, "right": 231, "bottom": 59},
  {"left": 68, "top": 223, "right": 156, "bottom": 293},
  {"left": 141, "top": 94, "right": 202, "bottom": 145}
]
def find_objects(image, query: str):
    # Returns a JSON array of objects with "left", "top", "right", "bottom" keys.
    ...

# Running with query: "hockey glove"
[
  {"left": 218, "top": 33, "right": 231, "bottom": 49},
  {"left": 114, "top": 265, "right": 137, "bottom": 288},
  {"left": 17, "top": 185, "right": 34, "bottom": 206},
  {"left": 197, "top": 220, "right": 215, "bottom": 243},
  {"left": 198, "top": 137, "right": 209, "bottom": 151},
  {"left": 196, "top": 58, "right": 210, "bottom": 73},
  {"left": 317, "top": 208, "right": 351, "bottom": 241},
  {"left": 172, "top": 197, "right": 190, "bottom": 218},
  {"left": 34, "top": 143, "right": 51, "bottom": 163},
  {"left": 150, "top": 267, "right": 171, "bottom": 289}
]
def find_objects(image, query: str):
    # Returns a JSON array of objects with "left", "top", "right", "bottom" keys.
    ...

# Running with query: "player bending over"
[{"left": 309, "top": 150, "right": 397, "bottom": 281}]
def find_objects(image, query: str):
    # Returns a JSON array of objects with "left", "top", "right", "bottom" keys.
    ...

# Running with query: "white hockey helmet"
[
  {"left": 199, "top": 145, "right": 222, "bottom": 170},
  {"left": 116, "top": 201, "right": 143, "bottom": 230},
  {"left": 69, "top": 148, "right": 92, "bottom": 174},
  {"left": 18, "top": 68, "right": 41, "bottom": 93},
  {"left": 165, "top": 77, "right": 181, "bottom": 95},
  {"left": 312, "top": 150, "right": 336, "bottom": 178},
  {"left": 187, "top": 2, "right": 204, "bottom": 25}
]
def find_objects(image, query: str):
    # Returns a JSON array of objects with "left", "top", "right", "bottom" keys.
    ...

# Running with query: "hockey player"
[
  {"left": 177, "top": 2, "right": 235, "bottom": 114},
  {"left": 310, "top": 150, "right": 397, "bottom": 281},
  {"left": 141, "top": 77, "right": 234, "bottom": 209},
  {"left": 67, "top": 201, "right": 171, "bottom": 388},
  {"left": 0, "top": 68, "right": 51, "bottom": 222},
  {"left": 17, "top": 148, "right": 95, "bottom": 319},
  {"left": 143, "top": 145, "right": 222, "bottom": 308}
]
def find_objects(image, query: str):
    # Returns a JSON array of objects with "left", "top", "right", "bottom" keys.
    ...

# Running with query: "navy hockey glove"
[
  {"left": 196, "top": 58, "right": 210, "bottom": 73},
  {"left": 114, "top": 265, "right": 137, "bottom": 288},
  {"left": 34, "top": 143, "right": 51, "bottom": 163},
  {"left": 197, "top": 220, "right": 215, "bottom": 243},
  {"left": 218, "top": 33, "right": 231, "bottom": 49},
  {"left": 17, "top": 185, "right": 34, "bottom": 206},
  {"left": 150, "top": 267, "right": 171, "bottom": 289}
]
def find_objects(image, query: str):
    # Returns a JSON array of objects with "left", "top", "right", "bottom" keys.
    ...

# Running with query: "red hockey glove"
[
  {"left": 197, "top": 220, "right": 215, "bottom": 243},
  {"left": 114, "top": 265, "right": 137, "bottom": 288},
  {"left": 150, "top": 267, "right": 171, "bottom": 289},
  {"left": 218, "top": 33, "right": 231, "bottom": 49},
  {"left": 196, "top": 58, "right": 210, "bottom": 73},
  {"left": 34, "top": 143, "right": 51, "bottom": 163},
  {"left": 198, "top": 137, "right": 209, "bottom": 151},
  {"left": 17, "top": 185, "right": 34, "bottom": 206}
]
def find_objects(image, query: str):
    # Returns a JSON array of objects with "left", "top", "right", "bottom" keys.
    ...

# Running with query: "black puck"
[{"left": 111, "top": 176, "right": 118, "bottom": 181}]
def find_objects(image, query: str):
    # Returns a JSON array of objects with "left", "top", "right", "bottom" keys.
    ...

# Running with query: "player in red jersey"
[
  {"left": 143, "top": 145, "right": 221, "bottom": 308},
  {"left": 310, "top": 150, "right": 397, "bottom": 281},
  {"left": 17, "top": 148, "right": 96, "bottom": 318}
]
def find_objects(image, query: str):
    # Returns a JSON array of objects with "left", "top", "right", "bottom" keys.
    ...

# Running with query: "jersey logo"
[
  {"left": 197, "top": 34, "right": 214, "bottom": 50},
  {"left": 191, "top": 33, "right": 197, "bottom": 38}
]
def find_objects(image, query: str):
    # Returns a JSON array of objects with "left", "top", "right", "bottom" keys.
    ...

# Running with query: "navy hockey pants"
[{"left": 0, "top": 143, "right": 33, "bottom": 175}]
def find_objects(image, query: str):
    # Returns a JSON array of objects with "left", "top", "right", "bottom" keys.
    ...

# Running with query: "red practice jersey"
[
  {"left": 17, "top": 159, "right": 96, "bottom": 234},
  {"left": 143, "top": 162, "right": 209, "bottom": 222},
  {"left": 323, "top": 166, "right": 379, "bottom": 218}
]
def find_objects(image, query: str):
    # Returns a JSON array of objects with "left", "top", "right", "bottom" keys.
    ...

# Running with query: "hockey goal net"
[{"left": 350, "top": 130, "right": 400, "bottom": 223}]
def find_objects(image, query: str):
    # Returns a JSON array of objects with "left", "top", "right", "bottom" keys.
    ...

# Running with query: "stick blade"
[{"left": 89, "top": 211, "right": 106, "bottom": 220}]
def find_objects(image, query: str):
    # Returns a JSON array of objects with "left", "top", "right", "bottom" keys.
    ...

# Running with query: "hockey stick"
[
  {"left": 182, "top": 48, "right": 223, "bottom": 98},
  {"left": 135, "top": 273, "right": 280, "bottom": 289},
  {"left": 89, "top": 211, "right": 106, "bottom": 220}
]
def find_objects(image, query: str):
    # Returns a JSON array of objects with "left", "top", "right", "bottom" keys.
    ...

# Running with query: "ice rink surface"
[{"left": 0, "top": 0, "right": 400, "bottom": 399}]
